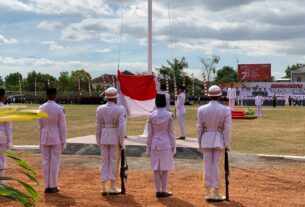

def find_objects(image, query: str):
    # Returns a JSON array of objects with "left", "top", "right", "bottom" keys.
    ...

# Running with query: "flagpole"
[{"left": 148, "top": 0, "right": 152, "bottom": 74}]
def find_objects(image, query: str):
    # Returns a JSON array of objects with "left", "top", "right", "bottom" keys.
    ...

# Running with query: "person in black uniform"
[{"left": 272, "top": 95, "right": 277, "bottom": 107}]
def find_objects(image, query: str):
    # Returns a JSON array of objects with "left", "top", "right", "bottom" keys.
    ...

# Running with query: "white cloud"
[
  {"left": 48, "top": 43, "right": 97, "bottom": 56},
  {"left": 0, "top": 0, "right": 112, "bottom": 15},
  {"left": 37, "top": 21, "right": 63, "bottom": 30},
  {"left": 0, "top": 34, "right": 18, "bottom": 44},
  {"left": 0, "top": 56, "right": 148, "bottom": 78},
  {"left": 95, "top": 48, "right": 111, "bottom": 53}
]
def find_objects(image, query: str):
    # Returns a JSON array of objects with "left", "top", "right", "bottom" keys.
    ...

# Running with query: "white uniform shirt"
[
  {"left": 227, "top": 88, "right": 236, "bottom": 99},
  {"left": 39, "top": 101, "right": 67, "bottom": 145},
  {"left": 0, "top": 102, "right": 12, "bottom": 144},
  {"left": 255, "top": 96, "right": 263, "bottom": 106},
  {"left": 176, "top": 92, "right": 186, "bottom": 113},
  {"left": 197, "top": 101, "right": 231, "bottom": 149},
  {"left": 147, "top": 108, "right": 176, "bottom": 151},
  {"left": 96, "top": 102, "right": 125, "bottom": 146}
]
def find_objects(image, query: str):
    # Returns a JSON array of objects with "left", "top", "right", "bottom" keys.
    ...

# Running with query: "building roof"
[
  {"left": 292, "top": 65, "right": 305, "bottom": 73},
  {"left": 91, "top": 70, "right": 134, "bottom": 84}
]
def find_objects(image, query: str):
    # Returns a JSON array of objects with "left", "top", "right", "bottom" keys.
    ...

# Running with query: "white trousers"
[
  {"left": 203, "top": 148, "right": 223, "bottom": 188},
  {"left": 256, "top": 105, "right": 262, "bottom": 117},
  {"left": 0, "top": 144, "right": 7, "bottom": 184},
  {"left": 41, "top": 145, "right": 62, "bottom": 188},
  {"left": 100, "top": 144, "right": 119, "bottom": 181},
  {"left": 229, "top": 99, "right": 235, "bottom": 110},
  {"left": 177, "top": 112, "right": 186, "bottom": 137}
]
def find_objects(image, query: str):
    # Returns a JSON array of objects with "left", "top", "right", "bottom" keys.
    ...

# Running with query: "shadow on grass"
[
  {"left": 158, "top": 197, "right": 196, "bottom": 207},
  {"left": 44, "top": 193, "right": 76, "bottom": 206},
  {"left": 103, "top": 194, "right": 142, "bottom": 207}
]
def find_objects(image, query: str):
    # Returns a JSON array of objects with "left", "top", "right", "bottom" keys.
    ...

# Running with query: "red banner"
[{"left": 238, "top": 64, "right": 271, "bottom": 81}]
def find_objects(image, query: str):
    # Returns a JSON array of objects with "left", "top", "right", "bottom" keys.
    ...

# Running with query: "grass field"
[{"left": 10, "top": 104, "right": 305, "bottom": 155}]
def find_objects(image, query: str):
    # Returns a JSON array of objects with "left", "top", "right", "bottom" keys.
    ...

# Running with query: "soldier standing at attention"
[
  {"left": 160, "top": 84, "right": 171, "bottom": 111},
  {"left": 0, "top": 89, "right": 12, "bottom": 184},
  {"left": 176, "top": 86, "right": 186, "bottom": 140},
  {"left": 197, "top": 85, "right": 231, "bottom": 201},
  {"left": 147, "top": 94, "right": 176, "bottom": 198},
  {"left": 255, "top": 92, "right": 264, "bottom": 117},
  {"left": 226, "top": 84, "right": 236, "bottom": 110},
  {"left": 96, "top": 87, "right": 125, "bottom": 195},
  {"left": 39, "top": 88, "right": 67, "bottom": 193}
]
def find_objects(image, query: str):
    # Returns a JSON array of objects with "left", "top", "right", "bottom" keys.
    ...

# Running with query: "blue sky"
[{"left": 1, "top": 0, "right": 305, "bottom": 80}]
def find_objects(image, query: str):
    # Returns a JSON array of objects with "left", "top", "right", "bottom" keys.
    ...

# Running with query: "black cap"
[
  {"left": 160, "top": 84, "right": 166, "bottom": 91},
  {"left": 46, "top": 88, "right": 57, "bottom": 95},
  {"left": 179, "top": 85, "right": 185, "bottom": 91},
  {"left": 155, "top": 94, "right": 166, "bottom": 108},
  {"left": 0, "top": 88, "right": 5, "bottom": 96}
]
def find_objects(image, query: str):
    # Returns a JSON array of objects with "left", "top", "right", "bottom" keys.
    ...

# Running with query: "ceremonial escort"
[
  {"left": 197, "top": 85, "right": 232, "bottom": 202},
  {"left": 96, "top": 87, "right": 126, "bottom": 195}
]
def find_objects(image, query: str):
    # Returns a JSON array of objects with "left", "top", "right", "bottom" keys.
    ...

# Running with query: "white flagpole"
[{"left": 148, "top": 0, "right": 152, "bottom": 74}]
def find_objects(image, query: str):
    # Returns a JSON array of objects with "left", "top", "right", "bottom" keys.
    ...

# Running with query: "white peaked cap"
[
  {"left": 208, "top": 85, "right": 222, "bottom": 97},
  {"left": 104, "top": 87, "right": 118, "bottom": 99}
]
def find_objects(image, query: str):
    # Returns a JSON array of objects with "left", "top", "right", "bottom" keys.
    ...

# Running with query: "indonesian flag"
[{"left": 118, "top": 70, "right": 157, "bottom": 118}]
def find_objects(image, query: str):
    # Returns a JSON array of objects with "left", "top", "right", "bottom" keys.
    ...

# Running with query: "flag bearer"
[
  {"left": 39, "top": 88, "right": 67, "bottom": 193},
  {"left": 96, "top": 87, "right": 125, "bottom": 195},
  {"left": 147, "top": 94, "right": 176, "bottom": 198},
  {"left": 197, "top": 85, "right": 231, "bottom": 201}
]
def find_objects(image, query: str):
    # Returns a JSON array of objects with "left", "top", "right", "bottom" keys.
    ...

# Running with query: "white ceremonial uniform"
[
  {"left": 160, "top": 91, "right": 171, "bottom": 112},
  {"left": 96, "top": 102, "right": 125, "bottom": 181},
  {"left": 39, "top": 101, "right": 66, "bottom": 188},
  {"left": 0, "top": 102, "right": 12, "bottom": 184},
  {"left": 255, "top": 95, "right": 263, "bottom": 117},
  {"left": 197, "top": 101, "right": 231, "bottom": 188},
  {"left": 227, "top": 88, "right": 236, "bottom": 110},
  {"left": 147, "top": 108, "right": 176, "bottom": 170},
  {"left": 176, "top": 92, "right": 186, "bottom": 137}
]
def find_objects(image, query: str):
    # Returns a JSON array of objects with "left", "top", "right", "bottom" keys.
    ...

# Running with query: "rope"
[
  {"left": 117, "top": 5, "right": 124, "bottom": 70},
  {"left": 167, "top": 0, "right": 174, "bottom": 60}
]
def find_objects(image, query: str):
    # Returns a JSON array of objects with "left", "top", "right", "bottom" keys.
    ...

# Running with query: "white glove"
[
  {"left": 172, "top": 147, "right": 176, "bottom": 156},
  {"left": 62, "top": 143, "right": 67, "bottom": 151},
  {"left": 6, "top": 142, "right": 12, "bottom": 150}
]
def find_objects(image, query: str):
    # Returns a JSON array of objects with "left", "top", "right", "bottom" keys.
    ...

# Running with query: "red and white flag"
[{"left": 118, "top": 70, "right": 157, "bottom": 118}]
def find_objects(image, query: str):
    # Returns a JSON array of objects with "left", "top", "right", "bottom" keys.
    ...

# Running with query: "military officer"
[
  {"left": 147, "top": 94, "right": 176, "bottom": 198},
  {"left": 0, "top": 89, "right": 12, "bottom": 184},
  {"left": 96, "top": 87, "right": 125, "bottom": 195},
  {"left": 176, "top": 86, "right": 186, "bottom": 140},
  {"left": 159, "top": 84, "right": 171, "bottom": 111},
  {"left": 197, "top": 85, "right": 231, "bottom": 201},
  {"left": 255, "top": 92, "right": 264, "bottom": 117},
  {"left": 39, "top": 88, "right": 67, "bottom": 193},
  {"left": 227, "top": 84, "right": 236, "bottom": 110}
]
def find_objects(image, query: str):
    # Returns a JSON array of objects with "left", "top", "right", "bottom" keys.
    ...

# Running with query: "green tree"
[
  {"left": 157, "top": 57, "right": 190, "bottom": 96},
  {"left": 215, "top": 66, "right": 238, "bottom": 83},
  {"left": 57, "top": 71, "right": 71, "bottom": 91},
  {"left": 284, "top": 63, "right": 303, "bottom": 78},
  {"left": 0, "top": 76, "right": 4, "bottom": 87},
  {"left": 4, "top": 72, "right": 22, "bottom": 91},
  {"left": 199, "top": 55, "right": 220, "bottom": 86},
  {"left": 71, "top": 69, "right": 92, "bottom": 94},
  {"left": 24, "top": 71, "right": 57, "bottom": 91}
]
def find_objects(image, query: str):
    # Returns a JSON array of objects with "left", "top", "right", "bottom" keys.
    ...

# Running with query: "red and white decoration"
[
  {"left": 118, "top": 71, "right": 157, "bottom": 118},
  {"left": 102, "top": 75, "right": 107, "bottom": 90},
  {"left": 192, "top": 73, "right": 195, "bottom": 96},
  {"left": 166, "top": 76, "right": 169, "bottom": 93},
  {"left": 88, "top": 76, "right": 92, "bottom": 96},
  {"left": 174, "top": 76, "right": 177, "bottom": 97},
  {"left": 202, "top": 73, "right": 208, "bottom": 96},
  {"left": 77, "top": 76, "right": 81, "bottom": 95},
  {"left": 112, "top": 76, "right": 116, "bottom": 87}
]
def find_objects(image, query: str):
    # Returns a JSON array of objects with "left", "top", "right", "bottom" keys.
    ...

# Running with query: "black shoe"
[
  {"left": 44, "top": 188, "right": 51, "bottom": 193},
  {"left": 156, "top": 192, "right": 163, "bottom": 198},
  {"left": 178, "top": 137, "right": 185, "bottom": 140},
  {"left": 162, "top": 192, "right": 173, "bottom": 197},
  {"left": 49, "top": 187, "right": 60, "bottom": 193}
]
